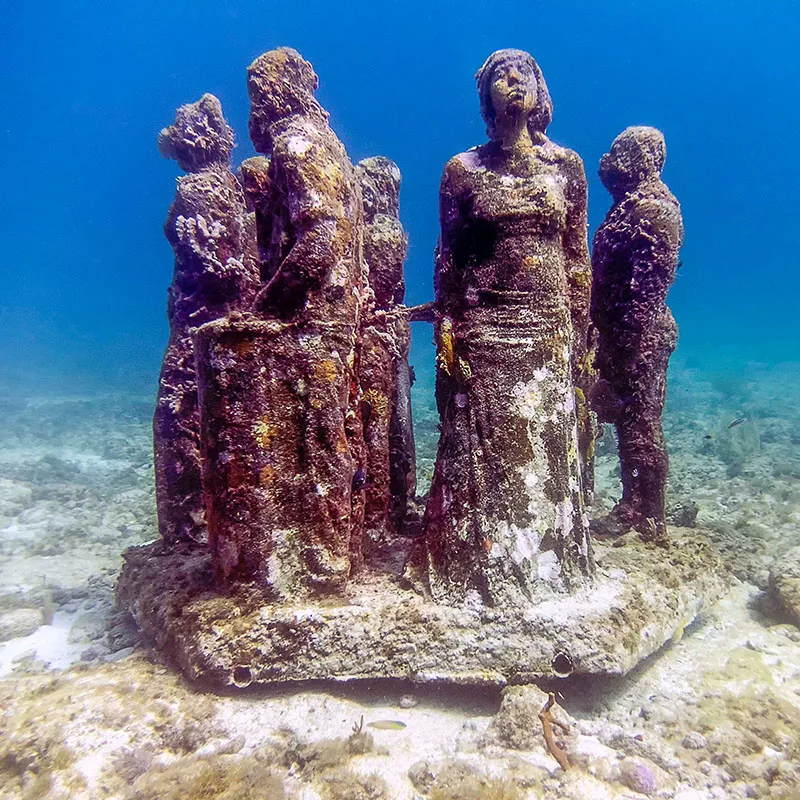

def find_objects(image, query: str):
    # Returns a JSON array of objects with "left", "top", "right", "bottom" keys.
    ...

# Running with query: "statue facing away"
[
  {"left": 590, "top": 126, "right": 683, "bottom": 544},
  {"left": 153, "top": 94, "right": 259, "bottom": 546},
  {"left": 419, "top": 49, "right": 594, "bottom": 605},
  {"left": 193, "top": 48, "right": 368, "bottom": 595},
  {"left": 356, "top": 156, "right": 417, "bottom": 553}
]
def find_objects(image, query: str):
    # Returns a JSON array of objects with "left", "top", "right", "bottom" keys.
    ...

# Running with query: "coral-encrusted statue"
[
  {"left": 193, "top": 49, "right": 368, "bottom": 595},
  {"left": 153, "top": 94, "right": 259, "bottom": 545},
  {"left": 590, "top": 126, "right": 683, "bottom": 543},
  {"left": 420, "top": 49, "right": 594, "bottom": 605},
  {"left": 356, "top": 157, "right": 416, "bottom": 553}
]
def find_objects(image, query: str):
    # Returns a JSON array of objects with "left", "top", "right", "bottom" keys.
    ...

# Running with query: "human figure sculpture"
[
  {"left": 420, "top": 49, "right": 594, "bottom": 605},
  {"left": 590, "top": 126, "right": 683, "bottom": 543},
  {"left": 153, "top": 94, "right": 259, "bottom": 545},
  {"left": 193, "top": 49, "right": 368, "bottom": 595},
  {"left": 356, "top": 157, "right": 416, "bottom": 553}
]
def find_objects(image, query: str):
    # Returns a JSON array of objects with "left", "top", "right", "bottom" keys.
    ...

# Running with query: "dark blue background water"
[{"left": 2, "top": 0, "right": 799, "bottom": 392}]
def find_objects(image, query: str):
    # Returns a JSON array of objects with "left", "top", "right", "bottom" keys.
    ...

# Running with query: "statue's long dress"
[{"left": 422, "top": 142, "right": 593, "bottom": 605}]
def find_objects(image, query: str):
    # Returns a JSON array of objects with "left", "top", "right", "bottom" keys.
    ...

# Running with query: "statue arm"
[
  {"left": 434, "top": 157, "right": 470, "bottom": 413},
  {"left": 254, "top": 143, "right": 341, "bottom": 311},
  {"left": 629, "top": 197, "right": 684, "bottom": 295},
  {"left": 435, "top": 157, "right": 469, "bottom": 310}
]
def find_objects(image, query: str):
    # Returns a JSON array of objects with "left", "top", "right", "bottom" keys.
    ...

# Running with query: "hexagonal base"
[{"left": 117, "top": 529, "right": 726, "bottom": 689}]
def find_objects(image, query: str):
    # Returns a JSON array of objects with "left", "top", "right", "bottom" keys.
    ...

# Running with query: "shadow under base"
[{"left": 116, "top": 529, "right": 726, "bottom": 689}]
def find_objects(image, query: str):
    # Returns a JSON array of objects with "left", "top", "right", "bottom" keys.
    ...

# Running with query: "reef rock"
[
  {"left": 591, "top": 126, "right": 683, "bottom": 543},
  {"left": 769, "top": 546, "right": 800, "bottom": 625},
  {"left": 153, "top": 93, "right": 259, "bottom": 545}
]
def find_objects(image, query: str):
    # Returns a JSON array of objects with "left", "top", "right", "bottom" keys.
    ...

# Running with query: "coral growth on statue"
[
  {"left": 118, "top": 48, "right": 713, "bottom": 690},
  {"left": 590, "top": 126, "right": 684, "bottom": 543}
]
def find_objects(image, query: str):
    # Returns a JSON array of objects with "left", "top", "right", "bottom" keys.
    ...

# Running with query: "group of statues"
[{"left": 153, "top": 47, "right": 683, "bottom": 607}]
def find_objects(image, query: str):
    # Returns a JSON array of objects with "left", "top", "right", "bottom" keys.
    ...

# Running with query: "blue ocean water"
[{"left": 2, "top": 0, "right": 798, "bottom": 392}]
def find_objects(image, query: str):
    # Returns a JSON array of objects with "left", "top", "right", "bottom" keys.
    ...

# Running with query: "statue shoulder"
[
  {"left": 632, "top": 192, "right": 684, "bottom": 247},
  {"left": 444, "top": 147, "right": 485, "bottom": 179},
  {"left": 271, "top": 120, "right": 329, "bottom": 166},
  {"left": 548, "top": 144, "right": 588, "bottom": 184}
]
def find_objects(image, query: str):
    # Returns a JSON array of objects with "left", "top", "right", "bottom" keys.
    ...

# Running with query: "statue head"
[
  {"left": 247, "top": 47, "right": 328, "bottom": 153},
  {"left": 476, "top": 49, "right": 553, "bottom": 142},
  {"left": 599, "top": 126, "right": 666, "bottom": 197},
  {"left": 158, "top": 93, "right": 235, "bottom": 173}
]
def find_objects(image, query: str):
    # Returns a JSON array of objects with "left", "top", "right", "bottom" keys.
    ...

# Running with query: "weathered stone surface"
[
  {"left": 154, "top": 94, "right": 259, "bottom": 546},
  {"left": 193, "top": 313, "right": 358, "bottom": 596},
  {"left": 769, "top": 546, "right": 800, "bottom": 625},
  {"left": 590, "top": 126, "right": 683, "bottom": 543},
  {"left": 0, "top": 608, "right": 43, "bottom": 642},
  {"left": 421, "top": 50, "right": 594, "bottom": 606},
  {"left": 192, "top": 48, "right": 368, "bottom": 594},
  {"left": 355, "top": 156, "right": 416, "bottom": 551},
  {"left": 116, "top": 529, "right": 725, "bottom": 689}
]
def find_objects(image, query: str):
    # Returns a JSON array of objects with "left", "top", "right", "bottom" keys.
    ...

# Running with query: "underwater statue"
[
  {"left": 153, "top": 93, "right": 259, "bottom": 546},
  {"left": 590, "top": 126, "right": 684, "bottom": 543},
  {"left": 356, "top": 156, "right": 417, "bottom": 553},
  {"left": 420, "top": 49, "right": 594, "bottom": 605},
  {"left": 192, "top": 48, "right": 368, "bottom": 595}
]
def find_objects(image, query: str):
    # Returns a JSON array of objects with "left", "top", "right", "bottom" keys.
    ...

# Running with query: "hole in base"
[
  {"left": 551, "top": 651, "right": 574, "bottom": 677},
  {"left": 232, "top": 665, "right": 253, "bottom": 687}
]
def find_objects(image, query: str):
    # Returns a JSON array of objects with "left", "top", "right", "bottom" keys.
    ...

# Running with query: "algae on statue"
[
  {"left": 356, "top": 156, "right": 417, "bottom": 553},
  {"left": 420, "top": 49, "right": 594, "bottom": 605},
  {"left": 153, "top": 94, "right": 259, "bottom": 547},
  {"left": 193, "top": 49, "right": 368, "bottom": 595},
  {"left": 590, "top": 126, "right": 684, "bottom": 543}
]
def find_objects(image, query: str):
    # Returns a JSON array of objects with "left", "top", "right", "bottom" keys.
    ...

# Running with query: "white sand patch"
[{"left": 0, "top": 610, "right": 84, "bottom": 676}]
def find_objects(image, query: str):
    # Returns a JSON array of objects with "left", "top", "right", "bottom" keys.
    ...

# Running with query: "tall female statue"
[{"left": 420, "top": 49, "right": 594, "bottom": 605}]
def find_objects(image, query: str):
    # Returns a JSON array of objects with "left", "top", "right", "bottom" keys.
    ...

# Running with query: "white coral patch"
[
  {"left": 533, "top": 366, "right": 550, "bottom": 382},
  {"left": 555, "top": 497, "right": 575, "bottom": 537},
  {"left": 512, "top": 380, "right": 542, "bottom": 418},
  {"left": 495, "top": 520, "right": 540, "bottom": 566},
  {"left": 537, "top": 550, "right": 561, "bottom": 581},
  {"left": 287, "top": 135, "right": 312, "bottom": 156}
]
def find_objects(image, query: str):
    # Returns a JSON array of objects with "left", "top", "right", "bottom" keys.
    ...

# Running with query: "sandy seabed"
[{"left": 1, "top": 358, "right": 799, "bottom": 799}]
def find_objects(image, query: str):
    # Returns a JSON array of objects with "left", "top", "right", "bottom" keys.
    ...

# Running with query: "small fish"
[
  {"left": 351, "top": 467, "right": 366, "bottom": 491},
  {"left": 367, "top": 720, "right": 407, "bottom": 731},
  {"left": 704, "top": 434, "right": 712, "bottom": 440},
  {"left": 728, "top": 417, "right": 748, "bottom": 429}
]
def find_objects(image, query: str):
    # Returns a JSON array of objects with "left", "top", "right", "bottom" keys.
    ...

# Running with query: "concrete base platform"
[{"left": 116, "top": 529, "right": 726, "bottom": 689}]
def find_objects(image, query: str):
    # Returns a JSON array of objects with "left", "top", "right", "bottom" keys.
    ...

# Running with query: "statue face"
[
  {"left": 489, "top": 60, "right": 537, "bottom": 121},
  {"left": 599, "top": 141, "right": 634, "bottom": 190},
  {"left": 599, "top": 127, "right": 666, "bottom": 193}
]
